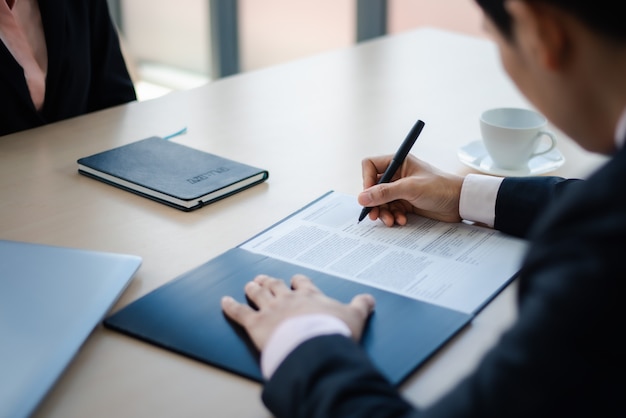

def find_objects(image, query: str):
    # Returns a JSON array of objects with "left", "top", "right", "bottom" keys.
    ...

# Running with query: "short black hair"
[{"left": 474, "top": 0, "right": 626, "bottom": 42}]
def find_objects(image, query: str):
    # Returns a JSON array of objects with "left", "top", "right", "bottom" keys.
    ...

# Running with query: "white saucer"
[{"left": 457, "top": 140, "right": 565, "bottom": 177}]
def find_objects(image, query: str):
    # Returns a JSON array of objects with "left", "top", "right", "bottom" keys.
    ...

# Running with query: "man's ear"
[{"left": 505, "top": 0, "right": 570, "bottom": 71}]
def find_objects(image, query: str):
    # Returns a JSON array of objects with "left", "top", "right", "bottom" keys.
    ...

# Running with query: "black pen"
[{"left": 358, "top": 119, "right": 425, "bottom": 223}]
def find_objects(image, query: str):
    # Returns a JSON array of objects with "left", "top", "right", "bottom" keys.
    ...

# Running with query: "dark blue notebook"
[{"left": 77, "top": 137, "right": 269, "bottom": 211}]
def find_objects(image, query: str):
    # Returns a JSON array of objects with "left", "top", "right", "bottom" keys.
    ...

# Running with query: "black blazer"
[
  {"left": 0, "top": 0, "right": 136, "bottom": 136},
  {"left": 262, "top": 145, "right": 626, "bottom": 417}
]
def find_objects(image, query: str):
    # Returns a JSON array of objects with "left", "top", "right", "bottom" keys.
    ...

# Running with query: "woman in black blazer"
[{"left": 0, "top": 0, "right": 136, "bottom": 137}]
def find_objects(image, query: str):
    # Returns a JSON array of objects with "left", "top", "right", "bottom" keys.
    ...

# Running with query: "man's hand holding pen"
[{"left": 358, "top": 127, "right": 464, "bottom": 227}]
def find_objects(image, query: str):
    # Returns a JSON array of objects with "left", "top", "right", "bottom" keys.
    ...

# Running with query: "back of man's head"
[{"left": 474, "top": 0, "right": 626, "bottom": 42}]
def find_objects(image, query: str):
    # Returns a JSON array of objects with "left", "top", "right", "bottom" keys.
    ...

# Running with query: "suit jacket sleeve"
[
  {"left": 493, "top": 176, "right": 581, "bottom": 238},
  {"left": 262, "top": 335, "right": 419, "bottom": 418}
]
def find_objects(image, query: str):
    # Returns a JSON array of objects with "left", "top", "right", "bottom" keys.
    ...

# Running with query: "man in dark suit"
[
  {"left": 222, "top": 0, "right": 626, "bottom": 416},
  {"left": 0, "top": 0, "right": 136, "bottom": 137}
]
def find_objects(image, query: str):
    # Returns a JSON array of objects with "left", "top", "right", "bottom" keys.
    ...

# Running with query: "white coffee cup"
[{"left": 480, "top": 107, "right": 557, "bottom": 170}]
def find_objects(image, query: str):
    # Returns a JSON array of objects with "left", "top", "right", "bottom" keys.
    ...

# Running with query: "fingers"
[
  {"left": 243, "top": 274, "right": 291, "bottom": 310},
  {"left": 290, "top": 274, "right": 318, "bottom": 292},
  {"left": 361, "top": 155, "right": 393, "bottom": 188},
  {"left": 360, "top": 155, "right": 418, "bottom": 226},
  {"left": 222, "top": 275, "right": 376, "bottom": 347},
  {"left": 360, "top": 186, "right": 409, "bottom": 227},
  {"left": 221, "top": 295, "right": 255, "bottom": 325},
  {"left": 253, "top": 274, "right": 291, "bottom": 296},
  {"left": 375, "top": 206, "right": 401, "bottom": 227}
]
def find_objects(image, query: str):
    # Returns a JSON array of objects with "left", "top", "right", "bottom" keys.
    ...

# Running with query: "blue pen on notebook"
[{"left": 358, "top": 119, "right": 425, "bottom": 223}]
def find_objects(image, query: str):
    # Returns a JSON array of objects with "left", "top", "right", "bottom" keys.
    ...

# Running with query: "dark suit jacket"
[
  {"left": 262, "top": 145, "right": 626, "bottom": 417},
  {"left": 0, "top": 0, "right": 136, "bottom": 136}
]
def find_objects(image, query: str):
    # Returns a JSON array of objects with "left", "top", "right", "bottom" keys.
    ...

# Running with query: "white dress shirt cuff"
[
  {"left": 458, "top": 173, "right": 503, "bottom": 227},
  {"left": 261, "top": 314, "right": 351, "bottom": 380}
]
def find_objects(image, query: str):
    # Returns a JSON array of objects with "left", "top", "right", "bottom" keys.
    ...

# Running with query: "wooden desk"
[{"left": 0, "top": 28, "right": 606, "bottom": 417}]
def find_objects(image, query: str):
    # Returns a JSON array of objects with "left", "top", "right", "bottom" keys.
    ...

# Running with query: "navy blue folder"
[{"left": 104, "top": 247, "right": 471, "bottom": 385}]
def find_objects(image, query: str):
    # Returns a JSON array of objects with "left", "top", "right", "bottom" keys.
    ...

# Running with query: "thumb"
[
  {"left": 358, "top": 181, "right": 406, "bottom": 207},
  {"left": 347, "top": 293, "right": 376, "bottom": 340},
  {"left": 350, "top": 293, "right": 375, "bottom": 318}
]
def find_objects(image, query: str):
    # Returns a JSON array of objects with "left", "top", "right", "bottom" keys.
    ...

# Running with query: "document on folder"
[
  {"left": 240, "top": 191, "right": 528, "bottom": 314},
  {"left": 105, "top": 191, "right": 528, "bottom": 385}
]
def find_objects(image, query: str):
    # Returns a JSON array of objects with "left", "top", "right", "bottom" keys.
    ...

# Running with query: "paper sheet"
[{"left": 241, "top": 191, "right": 528, "bottom": 314}]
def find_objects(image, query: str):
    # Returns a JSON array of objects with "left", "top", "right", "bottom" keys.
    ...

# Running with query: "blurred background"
[{"left": 106, "top": 0, "right": 483, "bottom": 101}]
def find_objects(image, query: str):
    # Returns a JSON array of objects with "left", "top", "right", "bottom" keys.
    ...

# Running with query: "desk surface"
[{"left": 0, "top": 28, "right": 607, "bottom": 417}]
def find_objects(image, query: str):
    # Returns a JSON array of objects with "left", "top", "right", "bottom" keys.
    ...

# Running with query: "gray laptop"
[{"left": 0, "top": 240, "right": 142, "bottom": 418}]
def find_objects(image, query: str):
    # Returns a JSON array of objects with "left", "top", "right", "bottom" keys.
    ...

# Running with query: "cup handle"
[{"left": 531, "top": 131, "right": 557, "bottom": 157}]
